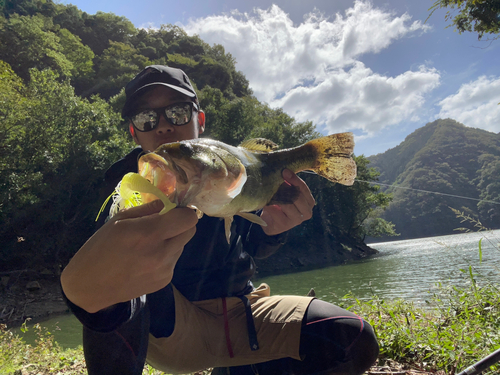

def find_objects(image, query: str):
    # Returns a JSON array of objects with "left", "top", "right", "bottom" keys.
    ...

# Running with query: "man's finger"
[
  {"left": 112, "top": 199, "right": 165, "bottom": 221},
  {"left": 280, "top": 203, "right": 310, "bottom": 222},
  {"left": 117, "top": 206, "right": 199, "bottom": 241}
]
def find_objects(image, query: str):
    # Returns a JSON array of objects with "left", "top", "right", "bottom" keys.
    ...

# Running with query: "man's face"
[{"left": 129, "top": 86, "right": 205, "bottom": 152}]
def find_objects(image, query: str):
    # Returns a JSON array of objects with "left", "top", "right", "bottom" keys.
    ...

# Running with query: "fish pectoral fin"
[
  {"left": 195, "top": 208, "right": 204, "bottom": 219},
  {"left": 238, "top": 138, "right": 279, "bottom": 152},
  {"left": 186, "top": 204, "right": 204, "bottom": 219},
  {"left": 224, "top": 217, "right": 233, "bottom": 243},
  {"left": 237, "top": 212, "right": 268, "bottom": 227},
  {"left": 268, "top": 183, "right": 301, "bottom": 205}
]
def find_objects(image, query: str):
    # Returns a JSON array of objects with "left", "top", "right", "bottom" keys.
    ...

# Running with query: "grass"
[
  {"left": 0, "top": 322, "right": 86, "bottom": 374},
  {"left": 0, "top": 321, "right": 206, "bottom": 374},
  {"left": 1, "top": 276, "right": 499, "bottom": 375},
  {"left": 2, "top": 216, "right": 499, "bottom": 375},
  {"left": 341, "top": 211, "right": 500, "bottom": 375},
  {"left": 341, "top": 272, "right": 500, "bottom": 374}
]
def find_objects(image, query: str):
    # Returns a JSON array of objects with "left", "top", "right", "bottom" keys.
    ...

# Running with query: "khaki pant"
[{"left": 147, "top": 283, "right": 314, "bottom": 374}]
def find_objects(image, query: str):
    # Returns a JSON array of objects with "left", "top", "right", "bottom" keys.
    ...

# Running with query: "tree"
[
  {"left": 429, "top": 0, "right": 500, "bottom": 40},
  {"left": 57, "top": 28, "right": 95, "bottom": 85},
  {"left": 52, "top": 4, "right": 85, "bottom": 32},
  {"left": 301, "top": 155, "right": 395, "bottom": 243},
  {"left": 368, "top": 119, "right": 500, "bottom": 239},
  {"left": 77, "top": 11, "right": 137, "bottom": 55},
  {"left": 278, "top": 155, "right": 396, "bottom": 262},
  {"left": 93, "top": 41, "right": 151, "bottom": 98},
  {"left": 199, "top": 85, "right": 319, "bottom": 148},
  {"left": 154, "top": 24, "right": 188, "bottom": 46},
  {"left": 0, "top": 61, "right": 28, "bottom": 183},
  {"left": 191, "top": 56, "right": 232, "bottom": 94},
  {"left": 232, "top": 70, "right": 252, "bottom": 97},
  {"left": 0, "top": 13, "right": 73, "bottom": 80},
  {"left": 2, "top": 0, "right": 58, "bottom": 19},
  {"left": 200, "top": 87, "right": 260, "bottom": 145},
  {"left": 166, "top": 53, "right": 197, "bottom": 73},
  {"left": 476, "top": 153, "right": 500, "bottom": 227},
  {"left": 166, "top": 34, "right": 207, "bottom": 57},
  {"left": 249, "top": 107, "right": 320, "bottom": 148},
  {"left": 346, "top": 156, "right": 397, "bottom": 240},
  {"left": 0, "top": 64, "right": 131, "bottom": 271},
  {"left": 0, "top": 1, "right": 395, "bottom": 273}
]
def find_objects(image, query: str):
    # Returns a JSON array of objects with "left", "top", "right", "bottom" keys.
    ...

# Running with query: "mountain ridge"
[{"left": 368, "top": 118, "right": 500, "bottom": 240}]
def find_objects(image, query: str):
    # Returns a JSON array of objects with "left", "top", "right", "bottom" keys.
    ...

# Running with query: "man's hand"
[
  {"left": 61, "top": 200, "right": 198, "bottom": 313},
  {"left": 260, "top": 169, "right": 315, "bottom": 236}
]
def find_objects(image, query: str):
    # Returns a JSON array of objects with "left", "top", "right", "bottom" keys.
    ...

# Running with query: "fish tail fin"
[{"left": 308, "top": 132, "right": 356, "bottom": 186}]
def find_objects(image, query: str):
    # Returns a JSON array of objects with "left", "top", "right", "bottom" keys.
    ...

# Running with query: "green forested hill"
[
  {"left": 368, "top": 119, "right": 500, "bottom": 240},
  {"left": 0, "top": 0, "right": 393, "bottom": 272},
  {"left": 0, "top": 0, "right": 251, "bottom": 107}
]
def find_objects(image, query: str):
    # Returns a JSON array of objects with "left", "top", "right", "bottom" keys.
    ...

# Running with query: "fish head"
[{"left": 138, "top": 141, "right": 247, "bottom": 213}]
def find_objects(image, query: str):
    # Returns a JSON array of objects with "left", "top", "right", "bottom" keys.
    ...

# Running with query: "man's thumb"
[{"left": 113, "top": 199, "right": 164, "bottom": 221}]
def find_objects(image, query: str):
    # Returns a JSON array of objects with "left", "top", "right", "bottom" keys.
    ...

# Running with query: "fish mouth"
[
  {"left": 138, "top": 151, "right": 202, "bottom": 207},
  {"left": 138, "top": 152, "right": 177, "bottom": 202}
]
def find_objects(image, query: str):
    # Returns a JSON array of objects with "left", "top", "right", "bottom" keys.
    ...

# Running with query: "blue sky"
[{"left": 63, "top": 0, "right": 500, "bottom": 156}]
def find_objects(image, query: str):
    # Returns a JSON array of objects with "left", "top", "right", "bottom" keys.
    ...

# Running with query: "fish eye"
[{"left": 179, "top": 144, "right": 191, "bottom": 154}]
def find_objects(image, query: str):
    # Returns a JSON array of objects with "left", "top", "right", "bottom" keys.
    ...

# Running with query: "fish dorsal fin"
[
  {"left": 237, "top": 212, "right": 268, "bottom": 227},
  {"left": 239, "top": 138, "right": 279, "bottom": 153}
]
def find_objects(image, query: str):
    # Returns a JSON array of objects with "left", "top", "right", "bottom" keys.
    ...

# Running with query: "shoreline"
[
  {"left": 1, "top": 269, "right": 69, "bottom": 329},
  {"left": 1, "top": 248, "right": 379, "bottom": 329}
]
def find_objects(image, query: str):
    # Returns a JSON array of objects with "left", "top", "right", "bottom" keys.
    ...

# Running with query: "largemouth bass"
[{"left": 108, "top": 132, "right": 356, "bottom": 241}]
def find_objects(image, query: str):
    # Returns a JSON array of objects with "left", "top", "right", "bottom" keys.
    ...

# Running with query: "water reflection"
[
  {"left": 258, "top": 230, "right": 500, "bottom": 306},
  {"left": 13, "top": 313, "right": 83, "bottom": 349}
]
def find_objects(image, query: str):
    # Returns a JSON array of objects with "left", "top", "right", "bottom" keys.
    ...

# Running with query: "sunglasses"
[{"left": 130, "top": 102, "right": 199, "bottom": 132}]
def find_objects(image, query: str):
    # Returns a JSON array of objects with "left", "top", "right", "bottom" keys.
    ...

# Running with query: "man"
[{"left": 61, "top": 65, "right": 379, "bottom": 375}]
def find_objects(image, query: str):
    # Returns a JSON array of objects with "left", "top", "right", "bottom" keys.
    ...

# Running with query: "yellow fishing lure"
[{"left": 97, "top": 173, "right": 176, "bottom": 220}]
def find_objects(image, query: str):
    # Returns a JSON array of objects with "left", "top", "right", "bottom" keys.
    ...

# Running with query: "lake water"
[
  {"left": 258, "top": 229, "right": 500, "bottom": 304},
  {"left": 14, "top": 230, "right": 500, "bottom": 348}
]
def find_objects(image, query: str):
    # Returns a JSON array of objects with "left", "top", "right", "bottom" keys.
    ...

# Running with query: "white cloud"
[
  {"left": 183, "top": 1, "right": 438, "bottom": 136},
  {"left": 276, "top": 63, "right": 440, "bottom": 135},
  {"left": 138, "top": 22, "right": 158, "bottom": 30},
  {"left": 438, "top": 76, "right": 500, "bottom": 133}
]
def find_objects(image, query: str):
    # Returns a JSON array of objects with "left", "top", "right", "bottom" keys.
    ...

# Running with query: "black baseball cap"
[{"left": 122, "top": 65, "right": 198, "bottom": 117}]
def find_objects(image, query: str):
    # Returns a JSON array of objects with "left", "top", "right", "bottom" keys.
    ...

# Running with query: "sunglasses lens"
[
  {"left": 165, "top": 103, "right": 192, "bottom": 125},
  {"left": 131, "top": 102, "right": 195, "bottom": 132},
  {"left": 132, "top": 110, "right": 158, "bottom": 131}
]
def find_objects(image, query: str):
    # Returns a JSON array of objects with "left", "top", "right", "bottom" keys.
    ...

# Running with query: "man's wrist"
[
  {"left": 60, "top": 269, "right": 109, "bottom": 314},
  {"left": 62, "top": 284, "right": 133, "bottom": 332}
]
